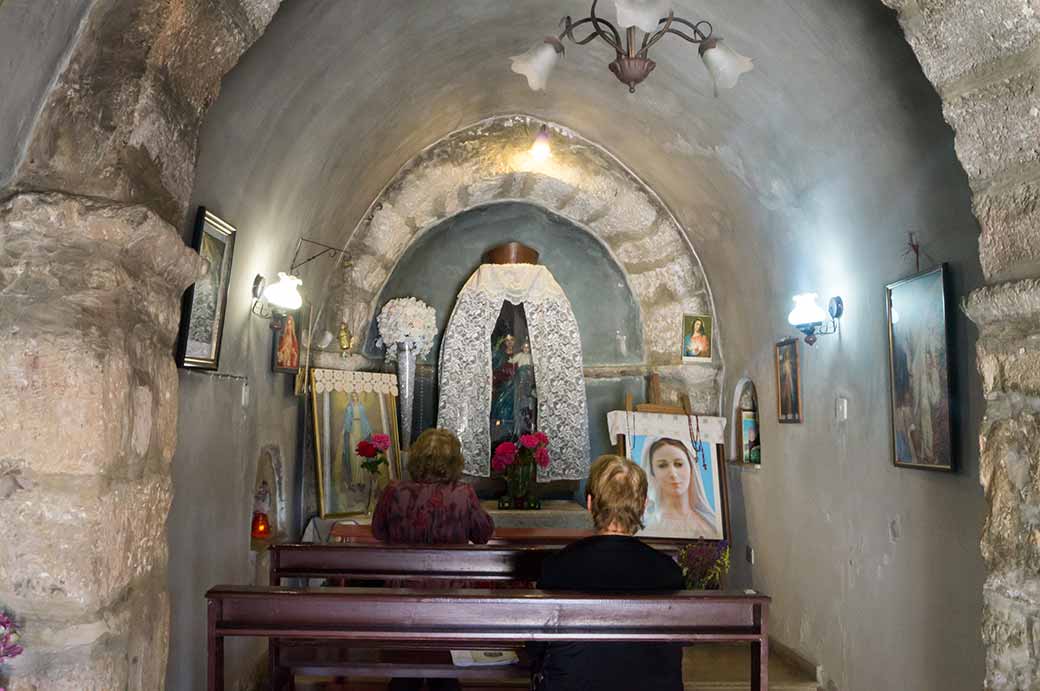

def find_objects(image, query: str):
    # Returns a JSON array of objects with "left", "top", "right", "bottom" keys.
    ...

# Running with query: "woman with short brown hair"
[{"left": 372, "top": 427, "right": 493, "bottom": 550}]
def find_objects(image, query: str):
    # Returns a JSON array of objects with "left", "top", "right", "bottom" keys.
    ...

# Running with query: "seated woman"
[
  {"left": 372, "top": 427, "right": 494, "bottom": 544},
  {"left": 534, "top": 454, "right": 684, "bottom": 691},
  {"left": 371, "top": 428, "right": 494, "bottom": 691}
]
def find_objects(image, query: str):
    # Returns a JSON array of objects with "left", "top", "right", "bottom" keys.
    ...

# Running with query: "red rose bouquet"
[
  {"left": 493, "top": 431, "right": 550, "bottom": 509},
  {"left": 356, "top": 433, "right": 392, "bottom": 511}
]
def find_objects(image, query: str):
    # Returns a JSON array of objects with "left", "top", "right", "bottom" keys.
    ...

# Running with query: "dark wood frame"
[
  {"left": 885, "top": 264, "right": 955, "bottom": 471},
  {"left": 207, "top": 585, "right": 770, "bottom": 691},
  {"left": 176, "top": 207, "right": 236, "bottom": 370},
  {"left": 774, "top": 338, "right": 802, "bottom": 424}
]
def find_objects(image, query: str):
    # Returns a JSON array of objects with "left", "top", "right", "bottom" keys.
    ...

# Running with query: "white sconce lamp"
[
  {"left": 788, "top": 293, "right": 844, "bottom": 345},
  {"left": 510, "top": 37, "right": 565, "bottom": 91},
  {"left": 615, "top": 0, "right": 673, "bottom": 33},
  {"left": 263, "top": 272, "right": 303, "bottom": 311},
  {"left": 530, "top": 125, "right": 552, "bottom": 162},
  {"left": 250, "top": 238, "right": 349, "bottom": 321},
  {"left": 699, "top": 38, "right": 754, "bottom": 96}
]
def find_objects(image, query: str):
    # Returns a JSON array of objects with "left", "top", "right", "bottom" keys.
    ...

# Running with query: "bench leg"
[
  {"left": 751, "top": 603, "right": 769, "bottom": 691},
  {"left": 207, "top": 600, "right": 224, "bottom": 691},
  {"left": 269, "top": 638, "right": 289, "bottom": 691}
]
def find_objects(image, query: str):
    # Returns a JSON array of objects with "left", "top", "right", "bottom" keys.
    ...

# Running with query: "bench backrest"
[
  {"left": 208, "top": 585, "right": 769, "bottom": 643},
  {"left": 270, "top": 543, "right": 554, "bottom": 584}
]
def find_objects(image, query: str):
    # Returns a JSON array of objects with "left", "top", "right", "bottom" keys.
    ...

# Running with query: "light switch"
[
  {"left": 836, "top": 396, "right": 848, "bottom": 421},
  {"left": 746, "top": 544, "right": 755, "bottom": 564}
]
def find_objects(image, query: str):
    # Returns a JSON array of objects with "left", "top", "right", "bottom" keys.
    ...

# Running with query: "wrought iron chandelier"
[{"left": 511, "top": 0, "right": 753, "bottom": 94}]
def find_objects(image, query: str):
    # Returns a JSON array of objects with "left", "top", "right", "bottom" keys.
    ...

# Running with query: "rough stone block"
[
  {"left": 7, "top": 642, "right": 130, "bottom": 691},
  {"left": 978, "top": 414, "right": 1040, "bottom": 573},
  {"left": 0, "top": 474, "right": 171, "bottom": 616},
  {"left": 977, "top": 338, "right": 1040, "bottom": 398},
  {"left": 983, "top": 577, "right": 1040, "bottom": 690},
  {"left": 891, "top": 0, "right": 1040, "bottom": 87},
  {"left": 964, "top": 279, "right": 1040, "bottom": 339},
  {"left": 943, "top": 70, "right": 1040, "bottom": 183},
  {"left": 0, "top": 337, "right": 131, "bottom": 477},
  {"left": 974, "top": 182, "right": 1040, "bottom": 282}
]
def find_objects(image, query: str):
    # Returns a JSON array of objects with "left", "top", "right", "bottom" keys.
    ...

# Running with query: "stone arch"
[
  {"left": 325, "top": 115, "right": 724, "bottom": 410},
  {"left": 881, "top": 2, "right": 1040, "bottom": 686}
]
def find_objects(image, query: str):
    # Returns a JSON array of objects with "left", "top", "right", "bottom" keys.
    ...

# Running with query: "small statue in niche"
[{"left": 489, "top": 304, "right": 537, "bottom": 448}]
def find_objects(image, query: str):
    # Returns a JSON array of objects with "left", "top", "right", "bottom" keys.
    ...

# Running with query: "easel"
[
  {"left": 615, "top": 373, "right": 692, "bottom": 455},
  {"left": 614, "top": 373, "right": 733, "bottom": 545}
]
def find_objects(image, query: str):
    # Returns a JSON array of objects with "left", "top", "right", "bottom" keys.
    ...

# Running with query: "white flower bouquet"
[{"left": 375, "top": 297, "right": 438, "bottom": 360}]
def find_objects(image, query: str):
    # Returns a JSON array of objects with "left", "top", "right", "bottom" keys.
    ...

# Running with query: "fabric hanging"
[{"left": 438, "top": 264, "right": 590, "bottom": 481}]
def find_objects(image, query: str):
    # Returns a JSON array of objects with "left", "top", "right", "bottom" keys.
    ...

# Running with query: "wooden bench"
[
  {"left": 270, "top": 543, "right": 553, "bottom": 585},
  {"left": 207, "top": 585, "right": 770, "bottom": 690}
]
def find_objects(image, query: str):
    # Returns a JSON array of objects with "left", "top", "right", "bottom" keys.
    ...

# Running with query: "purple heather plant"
[
  {"left": 678, "top": 539, "right": 731, "bottom": 590},
  {"left": 0, "top": 612, "right": 23, "bottom": 666}
]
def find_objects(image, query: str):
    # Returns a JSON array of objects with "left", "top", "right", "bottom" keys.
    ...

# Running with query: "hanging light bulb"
[
  {"left": 788, "top": 293, "right": 828, "bottom": 327},
  {"left": 510, "top": 37, "right": 565, "bottom": 91},
  {"left": 699, "top": 38, "right": 754, "bottom": 96},
  {"left": 263, "top": 272, "right": 303, "bottom": 311},
  {"left": 530, "top": 125, "right": 552, "bottom": 162},
  {"left": 615, "top": 0, "right": 672, "bottom": 33}
]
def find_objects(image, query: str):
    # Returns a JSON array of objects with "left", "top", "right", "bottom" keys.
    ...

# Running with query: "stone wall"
[
  {"left": 0, "top": 1, "right": 280, "bottom": 688},
  {"left": 882, "top": 1, "right": 1040, "bottom": 686},
  {"left": 0, "top": 193, "right": 200, "bottom": 689}
]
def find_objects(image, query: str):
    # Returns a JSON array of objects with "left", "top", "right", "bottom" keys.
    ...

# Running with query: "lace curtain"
[{"left": 438, "top": 264, "right": 590, "bottom": 481}]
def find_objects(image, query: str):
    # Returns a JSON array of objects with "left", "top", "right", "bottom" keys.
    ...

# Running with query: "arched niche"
[
  {"left": 320, "top": 115, "right": 724, "bottom": 414},
  {"left": 729, "top": 377, "right": 761, "bottom": 465}
]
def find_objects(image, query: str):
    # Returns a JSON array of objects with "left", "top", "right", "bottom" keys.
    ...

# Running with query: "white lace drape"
[{"left": 437, "top": 264, "right": 590, "bottom": 480}]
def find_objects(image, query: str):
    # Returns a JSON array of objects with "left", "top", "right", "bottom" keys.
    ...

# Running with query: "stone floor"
[{"left": 297, "top": 644, "right": 819, "bottom": 690}]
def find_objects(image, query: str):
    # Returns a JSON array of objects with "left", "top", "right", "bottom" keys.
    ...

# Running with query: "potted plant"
[
  {"left": 677, "top": 540, "right": 731, "bottom": 590},
  {"left": 492, "top": 432, "right": 550, "bottom": 510}
]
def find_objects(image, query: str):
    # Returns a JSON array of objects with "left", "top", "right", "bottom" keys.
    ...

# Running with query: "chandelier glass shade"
[{"left": 512, "top": 0, "right": 752, "bottom": 93}]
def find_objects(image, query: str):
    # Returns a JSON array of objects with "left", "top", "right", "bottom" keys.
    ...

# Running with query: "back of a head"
[
  {"left": 587, "top": 454, "right": 648, "bottom": 534},
  {"left": 408, "top": 428, "right": 464, "bottom": 483}
]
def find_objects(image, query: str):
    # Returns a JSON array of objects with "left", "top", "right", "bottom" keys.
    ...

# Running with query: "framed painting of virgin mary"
[
  {"left": 311, "top": 369, "right": 402, "bottom": 518},
  {"left": 607, "top": 411, "right": 730, "bottom": 541}
]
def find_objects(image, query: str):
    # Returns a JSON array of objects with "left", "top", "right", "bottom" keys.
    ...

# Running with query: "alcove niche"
[
  {"left": 729, "top": 378, "right": 761, "bottom": 465},
  {"left": 363, "top": 201, "right": 645, "bottom": 498}
]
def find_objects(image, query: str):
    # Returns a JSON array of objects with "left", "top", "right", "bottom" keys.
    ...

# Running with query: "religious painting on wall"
[
  {"left": 607, "top": 412, "right": 729, "bottom": 541},
  {"left": 310, "top": 369, "right": 402, "bottom": 518},
  {"left": 775, "top": 338, "right": 802, "bottom": 423},
  {"left": 681, "top": 314, "right": 713, "bottom": 362},
  {"left": 176, "top": 208, "right": 236, "bottom": 370},
  {"left": 272, "top": 308, "right": 304, "bottom": 374},
  {"left": 886, "top": 265, "right": 954, "bottom": 471},
  {"left": 741, "top": 410, "right": 760, "bottom": 464},
  {"left": 489, "top": 302, "right": 538, "bottom": 451}
]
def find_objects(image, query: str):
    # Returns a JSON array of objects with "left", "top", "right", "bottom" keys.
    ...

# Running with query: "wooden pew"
[
  {"left": 270, "top": 543, "right": 552, "bottom": 585},
  {"left": 207, "top": 585, "right": 770, "bottom": 691}
]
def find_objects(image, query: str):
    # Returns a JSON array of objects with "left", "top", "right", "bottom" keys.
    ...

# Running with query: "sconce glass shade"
[
  {"left": 615, "top": 0, "right": 672, "bottom": 33},
  {"left": 510, "top": 37, "right": 564, "bottom": 91},
  {"left": 788, "top": 293, "right": 828, "bottom": 327},
  {"left": 699, "top": 38, "right": 754, "bottom": 94},
  {"left": 263, "top": 272, "right": 303, "bottom": 311}
]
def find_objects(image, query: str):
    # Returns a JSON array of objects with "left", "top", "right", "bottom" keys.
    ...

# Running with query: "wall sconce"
[
  {"left": 251, "top": 238, "right": 349, "bottom": 320},
  {"left": 788, "top": 293, "right": 844, "bottom": 345}
]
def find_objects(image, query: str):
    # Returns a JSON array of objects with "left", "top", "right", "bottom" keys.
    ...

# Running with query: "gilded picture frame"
[{"left": 311, "top": 369, "right": 402, "bottom": 518}]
